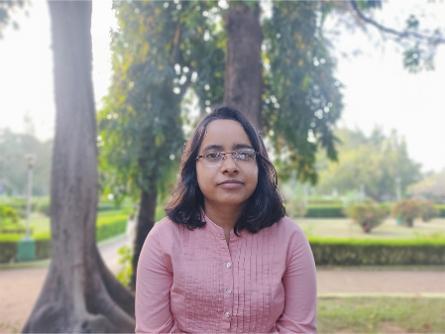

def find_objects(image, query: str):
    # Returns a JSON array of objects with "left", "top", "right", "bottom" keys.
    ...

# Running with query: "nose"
[{"left": 220, "top": 154, "right": 239, "bottom": 174}]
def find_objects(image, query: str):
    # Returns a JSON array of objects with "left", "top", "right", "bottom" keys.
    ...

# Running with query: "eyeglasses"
[{"left": 196, "top": 149, "right": 257, "bottom": 166}]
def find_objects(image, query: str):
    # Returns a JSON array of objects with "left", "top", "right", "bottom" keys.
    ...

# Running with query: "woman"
[{"left": 135, "top": 106, "right": 317, "bottom": 333}]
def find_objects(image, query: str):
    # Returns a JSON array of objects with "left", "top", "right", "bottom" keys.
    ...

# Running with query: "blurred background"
[{"left": 0, "top": 0, "right": 444, "bottom": 333}]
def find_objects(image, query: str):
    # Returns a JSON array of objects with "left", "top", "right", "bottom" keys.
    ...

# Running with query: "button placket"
[{"left": 222, "top": 255, "right": 234, "bottom": 328}]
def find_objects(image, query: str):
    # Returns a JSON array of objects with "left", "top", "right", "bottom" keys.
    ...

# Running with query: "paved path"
[{"left": 1, "top": 235, "right": 445, "bottom": 332}]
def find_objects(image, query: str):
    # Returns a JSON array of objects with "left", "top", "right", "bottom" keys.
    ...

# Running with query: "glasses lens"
[{"left": 233, "top": 149, "right": 256, "bottom": 161}]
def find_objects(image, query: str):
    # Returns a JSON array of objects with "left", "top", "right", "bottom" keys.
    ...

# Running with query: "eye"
[
  {"left": 234, "top": 150, "right": 256, "bottom": 161},
  {"left": 205, "top": 152, "right": 222, "bottom": 162}
]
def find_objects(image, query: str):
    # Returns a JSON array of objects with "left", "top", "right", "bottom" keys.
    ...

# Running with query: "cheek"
[{"left": 196, "top": 165, "right": 211, "bottom": 193}]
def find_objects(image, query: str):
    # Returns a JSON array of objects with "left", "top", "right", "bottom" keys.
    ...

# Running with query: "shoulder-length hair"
[{"left": 166, "top": 106, "right": 285, "bottom": 235}]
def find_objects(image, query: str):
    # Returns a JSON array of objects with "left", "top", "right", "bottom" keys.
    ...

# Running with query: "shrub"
[
  {"left": 116, "top": 245, "right": 133, "bottom": 287},
  {"left": 0, "top": 204, "right": 20, "bottom": 226},
  {"left": 392, "top": 199, "right": 423, "bottom": 227},
  {"left": 418, "top": 200, "right": 439, "bottom": 222},
  {"left": 344, "top": 201, "right": 389, "bottom": 233}
]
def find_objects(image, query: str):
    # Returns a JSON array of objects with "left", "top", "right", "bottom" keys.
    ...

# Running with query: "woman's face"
[{"left": 196, "top": 119, "right": 259, "bottom": 210}]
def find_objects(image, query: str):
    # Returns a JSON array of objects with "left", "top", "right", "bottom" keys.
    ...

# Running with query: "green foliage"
[
  {"left": 100, "top": 1, "right": 186, "bottom": 201},
  {"left": 345, "top": 201, "right": 389, "bottom": 233},
  {"left": 392, "top": 199, "right": 422, "bottom": 227},
  {"left": 393, "top": 199, "right": 439, "bottom": 226},
  {"left": 0, "top": 211, "right": 129, "bottom": 263},
  {"left": 0, "top": 204, "right": 19, "bottom": 226},
  {"left": 96, "top": 213, "right": 128, "bottom": 242},
  {"left": 316, "top": 127, "right": 422, "bottom": 200},
  {"left": 116, "top": 245, "right": 133, "bottom": 287},
  {"left": 310, "top": 236, "right": 445, "bottom": 265},
  {"left": 0, "top": 238, "right": 50, "bottom": 263},
  {"left": 305, "top": 204, "right": 345, "bottom": 218},
  {"left": 418, "top": 200, "right": 439, "bottom": 222},
  {"left": 263, "top": 2, "right": 343, "bottom": 183}
]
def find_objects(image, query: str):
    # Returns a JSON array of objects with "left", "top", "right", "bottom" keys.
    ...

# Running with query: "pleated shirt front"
[{"left": 135, "top": 215, "right": 317, "bottom": 333}]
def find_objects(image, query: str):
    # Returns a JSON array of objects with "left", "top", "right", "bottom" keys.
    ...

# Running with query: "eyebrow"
[{"left": 202, "top": 144, "right": 254, "bottom": 151}]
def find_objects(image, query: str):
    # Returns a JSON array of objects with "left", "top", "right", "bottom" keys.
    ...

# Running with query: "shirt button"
[
  {"left": 225, "top": 262, "right": 232, "bottom": 269},
  {"left": 224, "top": 311, "right": 231, "bottom": 319},
  {"left": 225, "top": 288, "right": 232, "bottom": 294}
]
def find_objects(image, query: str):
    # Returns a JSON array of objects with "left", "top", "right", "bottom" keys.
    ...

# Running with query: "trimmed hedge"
[
  {"left": 305, "top": 205, "right": 345, "bottom": 218},
  {"left": 0, "top": 238, "right": 52, "bottom": 263},
  {"left": 0, "top": 215, "right": 128, "bottom": 263},
  {"left": 304, "top": 204, "right": 445, "bottom": 218},
  {"left": 309, "top": 237, "right": 445, "bottom": 265}
]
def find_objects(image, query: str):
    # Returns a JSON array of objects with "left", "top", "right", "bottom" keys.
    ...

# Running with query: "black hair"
[{"left": 165, "top": 106, "right": 285, "bottom": 235}]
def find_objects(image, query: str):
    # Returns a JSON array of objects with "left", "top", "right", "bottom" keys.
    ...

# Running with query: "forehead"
[{"left": 200, "top": 119, "right": 252, "bottom": 149}]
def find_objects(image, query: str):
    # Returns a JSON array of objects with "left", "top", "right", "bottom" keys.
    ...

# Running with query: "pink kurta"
[{"left": 135, "top": 215, "right": 317, "bottom": 333}]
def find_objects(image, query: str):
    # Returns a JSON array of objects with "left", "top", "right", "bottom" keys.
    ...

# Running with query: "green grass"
[
  {"left": 318, "top": 297, "right": 445, "bottom": 333},
  {"left": 0, "top": 210, "right": 129, "bottom": 242},
  {"left": 298, "top": 217, "right": 445, "bottom": 240}
]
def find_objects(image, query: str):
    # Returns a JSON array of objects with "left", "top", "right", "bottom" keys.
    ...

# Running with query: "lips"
[{"left": 217, "top": 179, "right": 244, "bottom": 186}]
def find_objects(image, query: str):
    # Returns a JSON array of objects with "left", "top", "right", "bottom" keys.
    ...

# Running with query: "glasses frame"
[{"left": 196, "top": 149, "right": 258, "bottom": 166}]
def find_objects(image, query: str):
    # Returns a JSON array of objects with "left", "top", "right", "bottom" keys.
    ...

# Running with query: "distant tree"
[
  {"left": 23, "top": 2, "right": 133, "bottom": 332},
  {"left": 409, "top": 169, "right": 445, "bottom": 202},
  {"left": 316, "top": 127, "right": 421, "bottom": 201},
  {"left": 0, "top": 0, "right": 26, "bottom": 38},
  {"left": 0, "top": 129, "right": 51, "bottom": 196}
]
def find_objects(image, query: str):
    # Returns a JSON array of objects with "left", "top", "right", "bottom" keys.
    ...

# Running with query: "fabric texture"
[{"left": 135, "top": 215, "right": 317, "bottom": 333}]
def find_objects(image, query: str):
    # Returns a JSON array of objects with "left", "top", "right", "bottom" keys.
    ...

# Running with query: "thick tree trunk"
[
  {"left": 23, "top": 2, "right": 134, "bottom": 332},
  {"left": 224, "top": 2, "right": 262, "bottom": 129},
  {"left": 130, "top": 186, "right": 157, "bottom": 290}
]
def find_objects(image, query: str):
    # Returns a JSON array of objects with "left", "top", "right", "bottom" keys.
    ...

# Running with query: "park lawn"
[
  {"left": 318, "top": 296, "right": 445, "bottom": 333},
  {"left": 298, "top": 217, "right": 445, "bottom": 240},
  {"left": 0, "top": 210, "right": 129, "bottom": 242}
]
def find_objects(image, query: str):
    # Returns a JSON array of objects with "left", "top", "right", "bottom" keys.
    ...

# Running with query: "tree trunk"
[
  {"left": 23, "top": 2, "right": 134, "bottom": 332},
  {"left": 130, "top": 185, "right": 157, "bottom": 290},
  {"left": 224, "top": 2, "right": 262, "bottom": 129}
]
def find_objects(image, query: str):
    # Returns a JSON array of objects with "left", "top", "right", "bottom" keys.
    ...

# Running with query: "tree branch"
[{"left": 349, "top": 0, "right": 445, "bottom": 45}]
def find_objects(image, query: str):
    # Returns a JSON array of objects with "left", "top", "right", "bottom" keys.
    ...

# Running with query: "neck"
[{"left": 203, "top": 201, "right": 242, "bottom": 230}]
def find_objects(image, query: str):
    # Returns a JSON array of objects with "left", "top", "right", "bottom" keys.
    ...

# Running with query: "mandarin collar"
[{"left": 201, "top": 211, "right": 241, "bottom": 242}]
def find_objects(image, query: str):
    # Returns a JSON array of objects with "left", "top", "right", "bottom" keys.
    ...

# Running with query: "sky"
[{"left": 0, "top": 0, "right": 444, "bottom": 173}]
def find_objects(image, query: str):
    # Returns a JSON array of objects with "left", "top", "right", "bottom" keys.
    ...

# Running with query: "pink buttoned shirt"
[{"left": 135, "top": 214, "right": 317, "bottom": 333}]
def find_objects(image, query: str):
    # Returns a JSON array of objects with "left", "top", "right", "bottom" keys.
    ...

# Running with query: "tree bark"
[
  {"left": 130, "top": 186, "right": 157, "bottom": 290},
  {"left": 224, "top": 2, "right": 262, "bottom": 129},
  {"left": 23, "top": 2, "right": 134, "bottom": 332}
]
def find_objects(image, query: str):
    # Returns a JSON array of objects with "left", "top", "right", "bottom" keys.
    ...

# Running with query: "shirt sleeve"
[
  {"left": 135, "top": 224, "right": 176, "bottom": 333},
  {"left": 275, "top": 227, "right": 317, "bottom": 333}
]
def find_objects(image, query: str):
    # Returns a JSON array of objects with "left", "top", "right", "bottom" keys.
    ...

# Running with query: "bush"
[
  {"left": 418, "top": 200, "right": 439, "bottom": 222},
  {"left": 345, "top": 201, "right": 389, "bottom": 233},
  {"left": 392, "top": 199, "right": 423, "bottom": 227},
  {"left": 0, "top": 204, "right": 20, "bottom": 226}
]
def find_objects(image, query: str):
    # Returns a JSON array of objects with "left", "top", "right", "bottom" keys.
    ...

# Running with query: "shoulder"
[
  {"left": 268, "top": 216, "right": 312, "bottom": 253},
  {"left": 146, "top": 216, "right": 183, "bottom": 244},
  {"left": 273, "top": 216, "right": 306, "bottom": 238}
]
